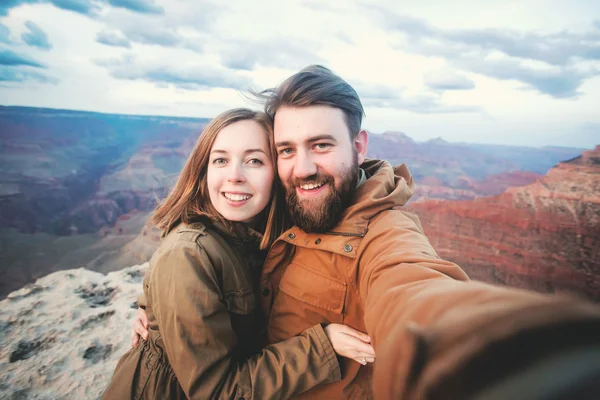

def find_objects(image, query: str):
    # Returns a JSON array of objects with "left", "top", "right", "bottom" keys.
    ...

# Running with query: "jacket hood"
[{"left": 332, "top": 159, "right": 414, "bottom": 235}]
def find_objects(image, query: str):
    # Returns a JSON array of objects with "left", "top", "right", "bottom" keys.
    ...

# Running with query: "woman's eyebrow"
[
  {"left": 210, "top": 149, "right": 267, "bottom": 154},
  {"left": 244, "top": 149, "right": 267, "bottom": 155}
]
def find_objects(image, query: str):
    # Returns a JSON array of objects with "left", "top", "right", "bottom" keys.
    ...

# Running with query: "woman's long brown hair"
[{"left": 152, "top": 108, "right": 287, "bottom": 249}]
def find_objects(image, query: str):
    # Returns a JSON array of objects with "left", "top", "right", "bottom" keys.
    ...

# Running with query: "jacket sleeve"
[
  {"left": 357, "top": 210, "right": 600, "bottom": 399},
  {"left": 150, "top": 241, "right": 340, "bottom": 400}
]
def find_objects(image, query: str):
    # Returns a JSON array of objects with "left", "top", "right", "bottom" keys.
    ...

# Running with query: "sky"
[{"left": 0, "top": 0, "right": 599, "bottom": 148}]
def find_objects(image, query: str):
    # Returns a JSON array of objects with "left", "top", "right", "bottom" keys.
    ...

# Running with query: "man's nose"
[
  {"left": 227, "top": 164, "right": 246, "bottom": 183},
  {"left": 293, "top": 152, "right": 318, "bottom": 179}
]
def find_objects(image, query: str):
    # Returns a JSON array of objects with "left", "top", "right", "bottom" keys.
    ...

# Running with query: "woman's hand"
[
  {"left": 324, "top": 324, "right": 375, "bottom": 365},
  {"left": 131, "top": 307, "right": 149, "bottom": 346}
]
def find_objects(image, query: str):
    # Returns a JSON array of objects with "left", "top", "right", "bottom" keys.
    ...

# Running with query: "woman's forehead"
[{"left": 212, "top": 120, "right": 270, "bottom": 153}]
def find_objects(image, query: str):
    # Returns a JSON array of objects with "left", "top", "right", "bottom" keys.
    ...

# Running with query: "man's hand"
[
  {"left": 324, "top": 324, "right": 375, "bottom": 365},
  {"left": 131, "top": 307, "right": 149, "bottom": 347}
]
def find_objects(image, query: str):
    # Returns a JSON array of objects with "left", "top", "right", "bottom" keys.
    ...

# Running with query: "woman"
[{"left": 102, "top": 109, "right": 375, "bottom": 399}]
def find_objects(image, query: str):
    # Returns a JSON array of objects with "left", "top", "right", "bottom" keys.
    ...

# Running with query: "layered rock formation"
[
  {"left": 0, "top": 264, "right": 148, "bottom": 399},
  {"left": 408, "top": 146, "right": 600, "bottom": 300}
]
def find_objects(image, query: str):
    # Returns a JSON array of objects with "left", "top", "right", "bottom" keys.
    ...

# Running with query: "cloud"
[
  {"left": 95, "top": 56, "right": 253, "bottom": 90},
  {"left": 124, "top": 26, "right": 182, "bottom": 47},
  {"left": 96, "top": 29, "right": 131, "bottom": 48},
  {"left": 105, "top": 25, "right": 203, "bottom": 52},
  {"left": 334, "top": 32, "right": 353, "bottom": 45},
  {"left": 1, "top": 0, "right": 163, "bottom": 17},
  {"left": 0, "top": 65, "right": 56, "bottom": 83},
  {"left": 107, "top": 0, "right": 163, "bottom": 14},
  {"left": 49, "top": 0, "right": 99, "bottom": 15},
  {"left": 455, "top": 56, "right": 591, "bottom": 98},
  {"left": 0, "top": 0, "right": 33, "bottom": 17},
  {"left": 375, "top": 10, "right": 600, "bottom": 98},
  {"left": 381, "top": 14, "right": 600, "bottom": 65},
  {"left": 424, "top": 70, "right": 475, "bottom": 91},
  {"left": 0, "top": 24, "right": 11, "bottom": 44},
  {"left": 0, "top": 49, "right": 45, "bottom": 67},
  {"left": 219, "top": 38, "right": 324, "bottom": 71},
  {"left": 21, "top": 21, "right": 52, "bottom": 50},
  {"left": 353, "top": 81, "right": 482, "bottom": 114}
]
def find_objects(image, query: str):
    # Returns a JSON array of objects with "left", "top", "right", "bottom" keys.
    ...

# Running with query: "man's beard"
[{"left": 285, "top": 155, "right": 359, "bottom": 233}]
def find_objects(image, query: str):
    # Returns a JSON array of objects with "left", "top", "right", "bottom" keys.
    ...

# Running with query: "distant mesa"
[
  {"left": 380, "top": 131, "right": 416, "bottom": 144},
  {"left": 426, "top": 137, "right": 450, "bottom": 145}
]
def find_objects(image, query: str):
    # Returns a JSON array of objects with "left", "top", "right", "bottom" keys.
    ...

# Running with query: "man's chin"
[{"left": 296, "top": 196, "right": 327, "bottom": 213}]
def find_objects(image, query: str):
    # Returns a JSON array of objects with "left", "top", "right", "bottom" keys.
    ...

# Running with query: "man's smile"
[{"left": 296, "top": 182, "right": 329, "bottom": 197}]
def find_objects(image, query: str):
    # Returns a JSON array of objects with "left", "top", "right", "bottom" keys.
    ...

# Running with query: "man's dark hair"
[{"left": 258, "top": 65, "right": 366, "bottom": 139}]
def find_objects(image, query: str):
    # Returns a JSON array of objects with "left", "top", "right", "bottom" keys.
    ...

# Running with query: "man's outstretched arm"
[{"left": 358, "top": 210, "right": 600, "bottom": 399}]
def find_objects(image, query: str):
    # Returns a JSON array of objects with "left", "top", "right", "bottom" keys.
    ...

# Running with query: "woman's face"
[{"left": 207, "top": 120, "right": 275, "bottom": 223}]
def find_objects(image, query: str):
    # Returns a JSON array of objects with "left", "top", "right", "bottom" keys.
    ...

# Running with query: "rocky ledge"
[{"left": 0, "top": 264, "right": 148, "bottom": 399}]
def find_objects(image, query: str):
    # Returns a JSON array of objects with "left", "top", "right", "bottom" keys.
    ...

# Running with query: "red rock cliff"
[{"left": 407, "top": 146, "right": 600, "bottom": 301}]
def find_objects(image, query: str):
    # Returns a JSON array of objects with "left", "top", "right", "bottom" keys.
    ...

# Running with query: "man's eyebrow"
[
  {"left": 275, "top": 141, "right": 292, "bottom": 148},
  {"left": 307, "top": 134, "right": 337, "bottom": 143},
  {"left": 275, "top": 134, "right": 337, "bottom": 147}
]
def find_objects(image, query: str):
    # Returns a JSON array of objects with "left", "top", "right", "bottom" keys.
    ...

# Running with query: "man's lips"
[{"left": 296, "top": 183, "right": 329, "bottom": 197}]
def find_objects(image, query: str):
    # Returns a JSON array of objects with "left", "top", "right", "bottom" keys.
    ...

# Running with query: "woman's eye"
[
  {"left": 248, "top": 158, "right": 264, "bottom": 166},
  {"left": 212, "top": 158, "right": 227, "bottom": 165}
]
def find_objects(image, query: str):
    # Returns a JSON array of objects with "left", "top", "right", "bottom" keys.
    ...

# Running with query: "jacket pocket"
[
  {"left": 279, "top": 262, "right": 347, "bottom": 314},
  {"left": 224, "top": 288, "right": 256, "bottom": 315}
]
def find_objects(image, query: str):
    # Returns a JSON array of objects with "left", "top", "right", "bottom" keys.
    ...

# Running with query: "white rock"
[{"left": 0, "top": 263, "right": 149, "bottom": 399}]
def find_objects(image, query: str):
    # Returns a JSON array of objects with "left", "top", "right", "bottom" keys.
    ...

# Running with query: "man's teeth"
[
  {"left": 300, "top": 182, "right": 325, "bottom": 190},
  {"left": 224, "top": 193, "right": 251, "bottom": 201}
]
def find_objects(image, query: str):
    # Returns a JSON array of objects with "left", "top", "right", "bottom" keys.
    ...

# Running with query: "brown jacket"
[
  {"left": 259, "top": 159, "right": 600, "bottom": 399},
  {"left": 102, "top": 221, "right": 340, "bottom": 400}
]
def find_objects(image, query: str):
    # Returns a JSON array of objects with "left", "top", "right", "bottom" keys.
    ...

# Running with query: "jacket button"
[
  {"left": 315, "top": 238, "right": 321, "bottom": 244},
  {"left": 261, "top": 288, "right": 270, "bottom": 296},
  {"left": 288, "top": 233, "right": 296, "bottom": 239},
  {"left": 344, "top": 244, "right": 353, "bottom": 252}
]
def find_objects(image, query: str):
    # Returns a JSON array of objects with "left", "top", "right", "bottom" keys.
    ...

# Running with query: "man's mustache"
[{"left": 286, "top": 173, "right": 335, "bottom": 188}]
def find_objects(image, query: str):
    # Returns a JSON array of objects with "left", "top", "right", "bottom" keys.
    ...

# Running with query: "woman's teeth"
[{"left": 223, "top": 193, "right": 251, "bottom": 201}]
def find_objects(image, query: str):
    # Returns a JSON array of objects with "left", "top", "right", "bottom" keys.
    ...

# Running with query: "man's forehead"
[{"left": 273, "top": 105, "right": 347, "bottom": 142}]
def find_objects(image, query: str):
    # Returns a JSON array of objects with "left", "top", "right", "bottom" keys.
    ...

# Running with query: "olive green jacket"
[{"left": 102, "top": 221, "right": 340, "bottom": 400}]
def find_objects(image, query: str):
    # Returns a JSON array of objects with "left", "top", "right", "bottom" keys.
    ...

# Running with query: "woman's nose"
[{"left": 227, "top": 164, "right": 246, "bottom": 183}]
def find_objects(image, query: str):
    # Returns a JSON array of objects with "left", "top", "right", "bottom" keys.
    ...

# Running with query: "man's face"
[{"left": 274, "top": 105, "right": 367, "bottom": 233}]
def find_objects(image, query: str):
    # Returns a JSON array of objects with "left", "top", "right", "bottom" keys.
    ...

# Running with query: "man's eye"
[
  {"left": 314, "top": 143, "right": 331, "bottom": 150},
  {"left": 279, "top": 148, "right": 293, "bottom": 155}
]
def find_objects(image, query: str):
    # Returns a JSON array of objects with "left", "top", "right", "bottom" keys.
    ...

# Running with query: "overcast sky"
[{"left": 1, "top": 0, "right": 599, "bottom": 148}]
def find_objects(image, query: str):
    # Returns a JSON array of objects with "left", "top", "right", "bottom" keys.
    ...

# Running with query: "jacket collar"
[
  {"left": 328, "top": 158, "right": 414, "bottom": 235},
  {"left": 170, "top": 218, "right": 263, "bottom": 246}
]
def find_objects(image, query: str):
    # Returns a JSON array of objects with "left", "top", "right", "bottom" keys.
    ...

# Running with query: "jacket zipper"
[{"left": 327, "top": 231, "right": 365, "bottom": 238}]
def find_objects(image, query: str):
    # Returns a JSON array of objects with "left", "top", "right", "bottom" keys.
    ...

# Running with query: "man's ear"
[{"left": 354, "top": 130, "right": 369, "bottom": 165}]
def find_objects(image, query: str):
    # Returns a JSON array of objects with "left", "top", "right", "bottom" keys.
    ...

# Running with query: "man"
[{"left": 135, "top": 65, "right": 600, "bottom": 399}]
